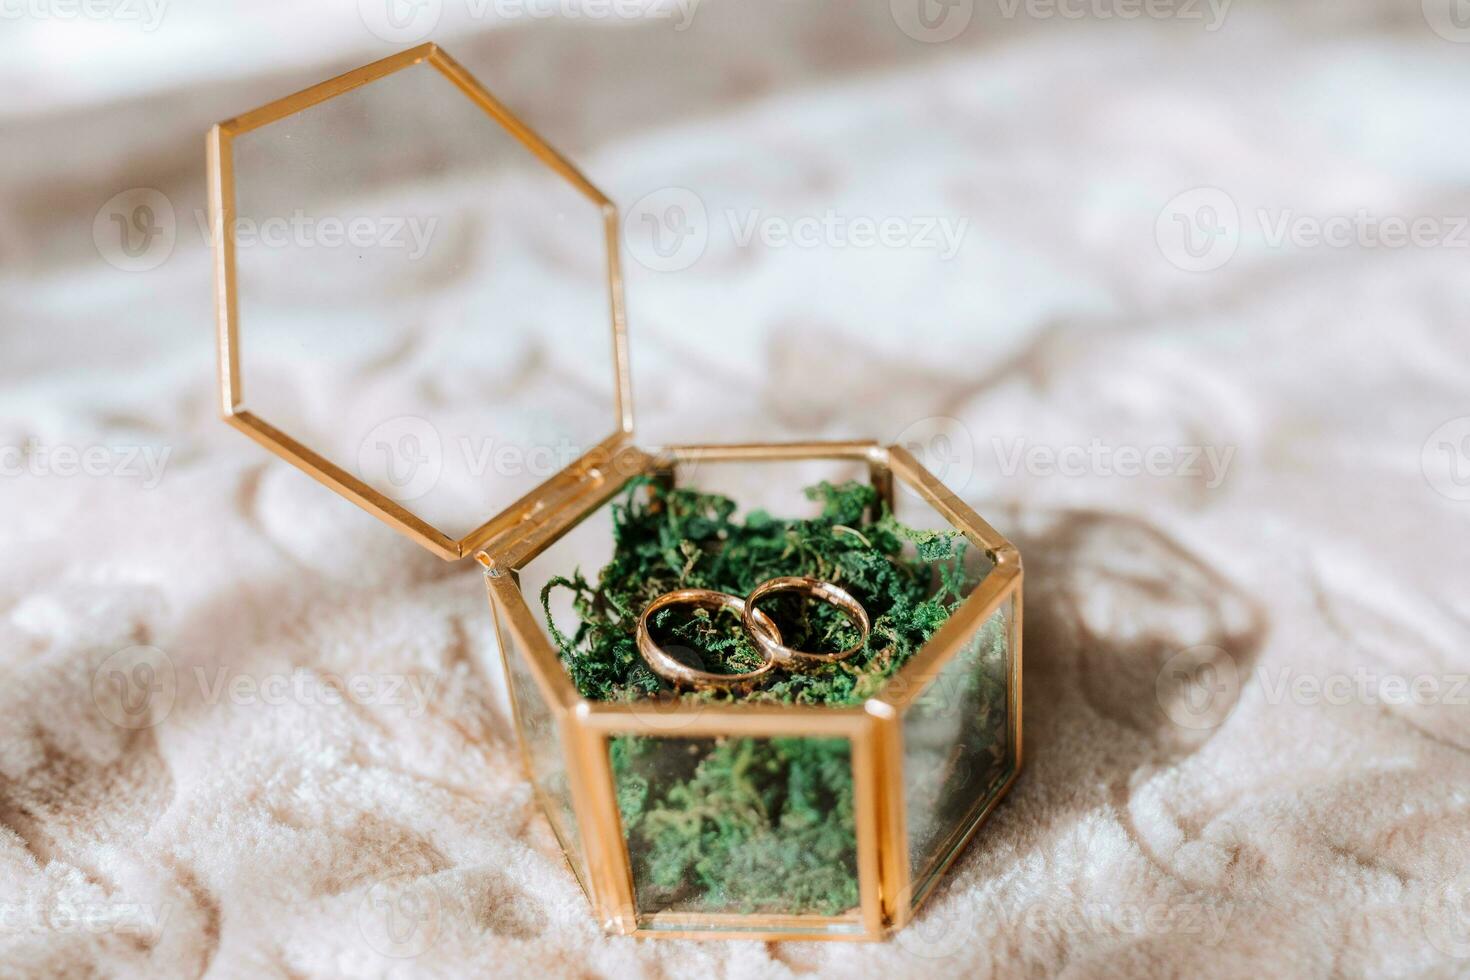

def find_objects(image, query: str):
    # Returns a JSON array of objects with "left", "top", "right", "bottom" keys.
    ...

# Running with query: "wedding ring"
[
  {"left": 741, "top": 576, "right": 870, "bottom": 667},
  {"left": 636, "top": 588, "right": 784, "bottom": 689}
]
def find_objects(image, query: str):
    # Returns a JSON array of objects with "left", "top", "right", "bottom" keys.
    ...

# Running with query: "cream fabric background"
[{"left": 2, "top": 1, "right": 1469, "bottom": 976}]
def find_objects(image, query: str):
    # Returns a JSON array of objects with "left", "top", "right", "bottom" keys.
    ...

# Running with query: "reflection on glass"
[
  {"left": 902, "top": 595, "right": 1013, "bottom": 899},
  {"left": 610, "top": 735, "right": 860, "bottom": 917},
  {"left": 499, "top": 608, "right": 588, "bottom": 893},
  {"left": 230, "top": 60, "right": 614, "bottom": 537}
]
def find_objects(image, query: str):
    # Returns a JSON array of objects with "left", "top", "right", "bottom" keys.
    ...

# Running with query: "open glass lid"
[{"left": 208, "top": 44, "right": 632, "bottom": 560}]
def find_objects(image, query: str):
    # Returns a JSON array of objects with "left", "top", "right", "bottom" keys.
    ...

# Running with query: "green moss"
[
  {"left": 540, "top": 479, "right": 971, "bottom": 707},
  {"left": 539, "top": 478, "right": 984, "bottom": 917},
  {"left": 611, "top": 734, "right": 859, "bottom": 915},
  {"left": 902, "top": 607, "right": 1014, "bottom": 878}
]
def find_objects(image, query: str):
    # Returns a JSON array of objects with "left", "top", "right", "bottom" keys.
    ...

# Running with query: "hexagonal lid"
[{"left": 207, "top": 44, "right": 631, "bottom": 560}]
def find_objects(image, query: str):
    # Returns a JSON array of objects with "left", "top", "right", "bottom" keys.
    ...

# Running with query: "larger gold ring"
[
  {"left": 741, "top": 576, "right": 870, "bottom": 667},
  {"left": 636, "top": 589, "right": 783, "bottom": 689}
]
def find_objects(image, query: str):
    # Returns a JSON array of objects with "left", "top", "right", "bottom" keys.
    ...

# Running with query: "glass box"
[{"left": 208, "top": 44, "right": 1022, "bottom": 942}]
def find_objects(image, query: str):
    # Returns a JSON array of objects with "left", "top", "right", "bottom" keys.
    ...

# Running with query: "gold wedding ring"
[
  {"left": 637, "top": 578, "right": 873, "bottom": 690},
  {"left": 742, "top": 576, "right": 870, "bottom": 667},
  {"left": 636, "top": 588, "right": 784, "bottom": 689}
]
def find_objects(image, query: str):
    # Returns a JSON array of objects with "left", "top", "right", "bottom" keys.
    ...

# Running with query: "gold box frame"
[
  {"left": 207, "top": 42, "right": 632, "bottom": 562},
  {"left": 483, "top": 441, "right": 1022, "bottom": 940},
  {"left": 208, "top": 45, "right": 1022, "bottom": 943}
]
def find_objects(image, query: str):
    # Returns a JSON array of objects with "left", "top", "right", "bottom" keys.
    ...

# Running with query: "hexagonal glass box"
[
  {"left": 493, "top": 446, "right": 1022, "bottom": 940},
  {"left": 208, "top": 44, "right": 1021, "bottom": 942}
]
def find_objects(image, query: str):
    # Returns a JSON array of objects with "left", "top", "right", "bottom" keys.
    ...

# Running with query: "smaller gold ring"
[
  {"left": 636, "top": 589, "right": 783, "bottom": 689},
  {"left": 741, "top": 576, "right": 870, "bottom": 667}
]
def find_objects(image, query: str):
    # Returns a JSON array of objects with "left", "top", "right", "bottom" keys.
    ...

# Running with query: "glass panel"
[
  {"left": 494, "top": 599, "right": 589, "bottom": 894},
  {"left": 665, "top": 456, "right": 871, "bottom": 520},
  {"left": 506, "top": 457, "right": 1009, "bottom": 924},
  {"left": 230, "top": 60, "right": 615, "bottom": 538},
  {"left": 890, "top": 468, "right": 996, "bottom": 589},
  {"left": 902, "top": 593, "right": 1014, "bottom": 899},
  {"left": 609, "top": 734, "right": 860, "bottom": 918}
]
